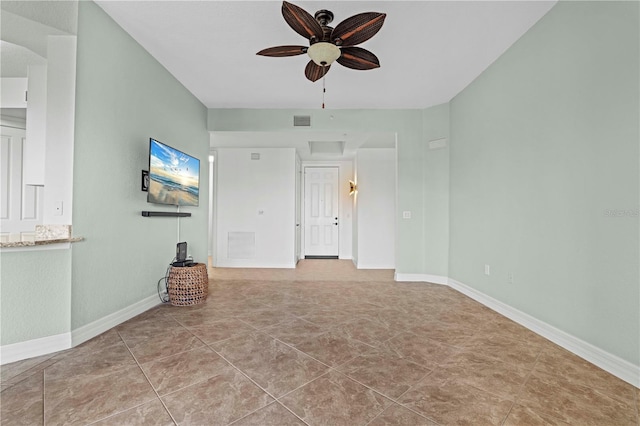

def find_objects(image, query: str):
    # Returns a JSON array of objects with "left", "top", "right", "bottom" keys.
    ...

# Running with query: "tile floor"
[{"left": 1, "top": 260, "right": 638, "bottom": 425}]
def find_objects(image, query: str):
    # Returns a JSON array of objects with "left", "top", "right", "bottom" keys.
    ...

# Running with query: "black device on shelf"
[
  {"left": 172, "top": 242, "right": 196, "bottom": 267},
  {"left": 176, "top": 242, "right": 187, "bottom": 262}
]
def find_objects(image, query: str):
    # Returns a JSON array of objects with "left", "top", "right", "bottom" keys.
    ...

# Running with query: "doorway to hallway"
[{"left": 303, "top": 167, "right": 339, "bottom": 258}]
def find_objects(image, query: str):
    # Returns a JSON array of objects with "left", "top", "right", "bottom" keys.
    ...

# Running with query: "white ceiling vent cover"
[{"left": 294, "top": 115, "right": 311, "bottom": 127}]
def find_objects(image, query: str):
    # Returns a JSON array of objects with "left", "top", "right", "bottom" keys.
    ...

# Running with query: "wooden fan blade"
[
  {"left": 257, "top": 45, "right": 308, "bottom": 57},
  {"left": 282, "top": 1, "right": 324, "bottom": 41},
  {"left": 331, "top": 12, "right": 386, "bottom": 47},
  {"left": 305, "top": 60, "right": 330, "bottom": 82},
  {"left": 337, "top": 47, "right": 380, "bottom": 70}
]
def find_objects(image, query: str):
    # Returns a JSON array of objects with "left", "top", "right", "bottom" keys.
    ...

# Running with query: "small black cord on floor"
[{"left": 157, "top": 259, "right": 175, "bottom": 303}]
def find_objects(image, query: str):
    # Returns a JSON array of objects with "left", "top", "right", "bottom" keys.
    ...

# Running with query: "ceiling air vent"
[{"left": 293, "top": 115, "right": 311, "bottom": 127}]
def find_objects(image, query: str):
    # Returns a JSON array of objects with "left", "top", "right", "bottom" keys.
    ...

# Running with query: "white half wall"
[
  {"left": 354, "top": 148, "right": 396, "bottom": 269},
  {"left": 215, "top": 148, "right": 296, "bottom": 268}
]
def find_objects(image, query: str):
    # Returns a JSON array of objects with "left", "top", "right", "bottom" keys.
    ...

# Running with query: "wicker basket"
[{"left": 167, "top": 263, "right": 208, "bottom": 306}]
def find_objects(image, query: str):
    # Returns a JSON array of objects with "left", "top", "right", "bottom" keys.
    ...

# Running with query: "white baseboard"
[
  {"left": 448, "top": 278, "right": 640, "bottom": 388},
  {"left": 72, "top": 294, "right": 160, "bottom": 347},
  {"left": 0, "top": 294, "right": 160, "bottom": 365},
  {"left": 394, "top": 273, "right": 448, "bottom": 285},
  {"left": 215, "top": 261, "right": 296, "bottom": 269},
  {"left": 357, "top": 264, "right": 396, "bottom": 270},
  {"left": 0, "top": 333, "right": 72, "bottom": 365}
]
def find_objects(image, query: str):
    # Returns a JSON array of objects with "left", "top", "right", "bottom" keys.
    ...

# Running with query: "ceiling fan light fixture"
[{"left": 307, "top": 42, "right": 341, "bottom": 66}]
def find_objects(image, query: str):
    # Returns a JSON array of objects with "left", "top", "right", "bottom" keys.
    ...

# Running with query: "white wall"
[
  {"left": 0, "top": 78, "right": 27, "bottom": 108},
  {"left": 215, "top": 148, "right": 296, "bottom": 268},
  {"left": 354, "top": 148, "right": 395, "bottom": 269},
  {"left": 24, "top": 66, "right": 46, "bottom": 186},
  {"left": 43, "top": 35, "right": 76, "bottom": 224}
]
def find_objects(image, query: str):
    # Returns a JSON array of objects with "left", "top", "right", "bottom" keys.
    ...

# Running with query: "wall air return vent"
[
  {"left": 251, "top": 153, "right": 260, "bottom": 160},
  {"left": 293, "top": 115, "right": 311, "bottom": 127},
  {"left": 228, "top": 232, "right": 255, "bottom": 259}
]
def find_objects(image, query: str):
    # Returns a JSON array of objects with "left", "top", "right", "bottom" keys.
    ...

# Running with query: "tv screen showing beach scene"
[{"left": 148, "top": 138, "right": 200, "bottom": 206}]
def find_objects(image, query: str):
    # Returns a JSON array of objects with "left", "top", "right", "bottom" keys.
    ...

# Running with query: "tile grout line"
[
  {"left": 498, "top": 345, "right": 546, "bottom": 426},
  {"left": 203, "top": 340, "right": 314, "bottom": 425},
  {"left": 110, "top": 329, "right": 179, "bottom": 426}
]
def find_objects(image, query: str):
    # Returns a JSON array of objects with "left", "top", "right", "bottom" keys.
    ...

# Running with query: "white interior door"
[
  {"left": 1, "top": 126, "right": 43, "bottom": 240},
  {"left": 304, "top": 167, "right": 339, "bottom": 257}
]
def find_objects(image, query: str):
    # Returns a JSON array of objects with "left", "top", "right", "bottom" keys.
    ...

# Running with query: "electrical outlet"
[
  {"left": 484, "top": 264, "right": 490, "bottom": 276},
  {"left": 508, "top": 273, "right": 514, "bottom": 284},
  {"left": 402, "top": 211, "right": 412, "bottom": 219}
]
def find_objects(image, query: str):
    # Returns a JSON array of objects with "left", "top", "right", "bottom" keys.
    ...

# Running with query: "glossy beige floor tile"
[
  {"left": 292, "top": 329, "right": 374, "bottom": 367},
  {"left": 517, "top": 370, "right": 637, "bottom": 425},
  {"left": 184, "top": 317, "right": 256, "bottom": 344},
  {"left": 44, "top": 364, "right": 156, "bottom": 425},
  {"left": 407, "top": 320, "right": 478, "bottom": 347},
  {"left": 279, "top": 371, "right": 391, "bottom": 426},
  {"left": 121, "top": 326, "right": 204, "bottom": 364},
  {"left": 261, "top": 317, "right": 326, "bottom": 346},
  {"left": 368, "top": 404, "right": 437, "bottom": 426},
  {"left": 0, "top": 371, "right": 44, "bottom": 426},
  {"left": 534, "top": 344, "right": 638, "bottom": 406},
  {"left": 0, "top": 353, "right": 55, "bottom": 384},
  {"left": 437, "top": 350, "right": 531, "bottom": 399},
  {"left": 212, "top": 331, "right": 329, "bottom": 397},
  {"left": 378, "top": 331, "right": 460, "bottom": 368},
  {"left": 460, "top": 331, "right": 543, "bottom": 368},
  {"left": 161, "top": 365, "right": 273, "bottom": 425},
  {"left": 45, "top": 331, "right": 137, "bottom": 381},
  {"left": 3, "top": 260, "right": 638, "bottom": 425},
  {"left": 334, "top": 317, "right": 400, "bottom": 346},
  {"left": 397, "top": 370, "right": 514, "bottom": 425},
  {"left": 503, "top": 404, "right": 570, "bottom": 425},
  {"left": 91, "top": 398, "right": 174, "bottom": 426},
  {"left": 230, "top": 402, "right": 305, "bottom": 426},
  {"left": 234, "top": 306, "right": 297, "bottom": 329},
  {"left": 141, "top": 346, "right": 231, "bottom": 395},
  {"left": 337, "top": 348, "right": 431, "bottom": 399}
]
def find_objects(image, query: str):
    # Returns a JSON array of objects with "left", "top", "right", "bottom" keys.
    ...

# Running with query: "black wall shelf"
[{"left": 142, "top": 211, "right": 191, "bottom": 218}]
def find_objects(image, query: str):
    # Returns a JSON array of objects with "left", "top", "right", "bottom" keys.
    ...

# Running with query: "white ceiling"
[
  {"left": 94, "top": 1, "right": 556, "bottom": 159},
  {"left": 2, "top": 1, "right": 557, "bottom": 160},
  {"left": 95, "top": 0, "right": 556, "bottom": 110}
]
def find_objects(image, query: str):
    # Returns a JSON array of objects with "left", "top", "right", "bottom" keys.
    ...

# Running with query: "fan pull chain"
[{"left": 322, "top": 65, "right": 326, "bottom": 109}]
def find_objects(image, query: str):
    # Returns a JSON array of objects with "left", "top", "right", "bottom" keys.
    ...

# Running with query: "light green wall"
[
  {"left": 422, "top": 104, "right": 450, "bottom": 277},
  {"left": 71, "top": 1, "right": 208, "bottom": 328},
  {"left": 208, "top": 108, "right": 448, "bottom": 274},
  {"left": 449, "top": 1, "right": 639, "bottom": 365},
  {"left": 0, "top": 250, "right": 71, "bottom": 345}
]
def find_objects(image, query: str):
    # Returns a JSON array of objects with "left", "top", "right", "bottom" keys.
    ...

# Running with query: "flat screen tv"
[{"left": 148, "top": 138, "right": 200, "bottom": 206}]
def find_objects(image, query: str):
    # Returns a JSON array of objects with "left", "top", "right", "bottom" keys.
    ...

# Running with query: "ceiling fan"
[{"left": 257, "top": 1, "right": 386, "bottom": 82}]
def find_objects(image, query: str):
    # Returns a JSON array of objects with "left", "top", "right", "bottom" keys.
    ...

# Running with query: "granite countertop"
[
  {"left": 0, "top": 225, "right": 84, "bottom": 248},
  {"left": 0, "top": 237, "right": 84, "bottom": 248}
]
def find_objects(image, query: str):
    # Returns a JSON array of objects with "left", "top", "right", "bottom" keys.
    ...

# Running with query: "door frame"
[{"left": 300, "top": 161, "right": 354, "bottom": 260}]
